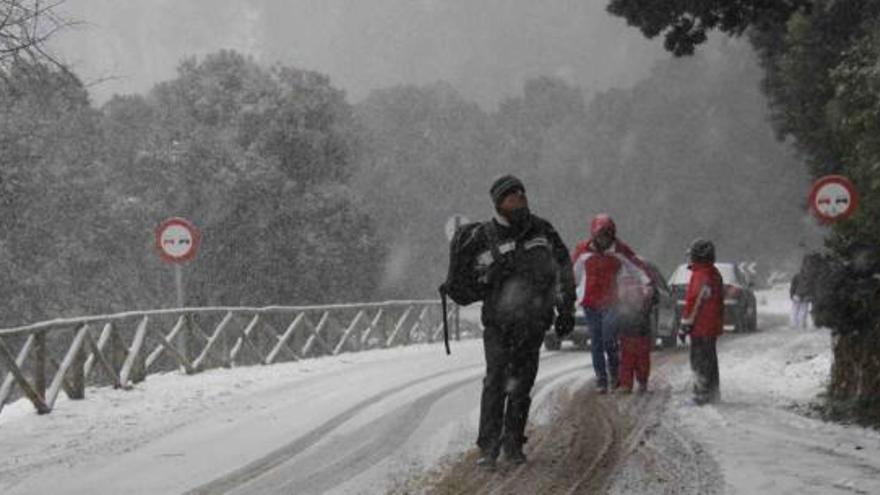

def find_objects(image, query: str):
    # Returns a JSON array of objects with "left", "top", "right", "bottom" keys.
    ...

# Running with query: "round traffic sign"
[
  {"left": 156, "top": 217, "right": 200, "bottom": 263},
  {"left": 808, "top": 175, "right": 858, "bottom": 223},
  {"left": 445, "top": 214, "right": 470, "bottom": 241}
]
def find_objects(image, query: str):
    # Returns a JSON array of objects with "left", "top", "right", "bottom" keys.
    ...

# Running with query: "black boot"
[
  {"left": 503, "top": 439, "right": 527, "bottom": 465},
  {"left": 476, "top": 447, "right": 499, "bottom": 469},
  {"left": 505, "top": 447, "right": 527, "bottom": 465}
]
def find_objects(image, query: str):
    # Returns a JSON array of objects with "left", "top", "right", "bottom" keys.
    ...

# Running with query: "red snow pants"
[{"left": 619, "top": 335, "right": 651, "bottom": 390}]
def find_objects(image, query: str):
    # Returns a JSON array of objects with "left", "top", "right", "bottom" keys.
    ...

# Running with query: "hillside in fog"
[
  {"left": 355, "top": 38, "right": 821, "bottom": 298},
  {"left": 52, "top": 0, "right": 664, "bottom": 107},
  {"left": 0, "top": 1, "right": 820, "bottom": 325}
]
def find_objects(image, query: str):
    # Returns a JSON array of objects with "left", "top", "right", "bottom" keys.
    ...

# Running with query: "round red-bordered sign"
[
  {"left": 155, "top": 217, "right": 200, "bottom": 263},
  {"left": 808, "top": 175, "right": 858, "bottom": 224}
]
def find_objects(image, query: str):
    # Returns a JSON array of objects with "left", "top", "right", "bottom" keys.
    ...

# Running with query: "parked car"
[
  {"left": 667, "top": 262, "right": 758, "bottom": 334},
  {"left": 544, "top": 262, "right": 676, "bottom": 350}
]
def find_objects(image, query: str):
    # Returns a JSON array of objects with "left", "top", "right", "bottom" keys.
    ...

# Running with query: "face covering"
[
  {"left": 593, "top": 234, "right": 613, "bottom": 252},
  {"left": 508, "top": 206, "right": 531, "bottom": 229}
]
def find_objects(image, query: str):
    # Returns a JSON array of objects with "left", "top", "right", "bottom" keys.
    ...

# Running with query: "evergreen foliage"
[
  {"left": 607, "top": 0, "right": 880, "bottom": 426},
  {"left": 0, "top": 52, "right": 384, "bottom": 325}
]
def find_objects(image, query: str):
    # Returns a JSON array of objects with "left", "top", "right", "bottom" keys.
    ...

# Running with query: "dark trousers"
[
  {"left": 583, "top": 307, "right": 619, "bottom": 388},
  {"left": 477, "top": 323, "right": 544, "bottom": 455},
  {"left": 690, "top": 336, "right": 720, "bottom": 404}
]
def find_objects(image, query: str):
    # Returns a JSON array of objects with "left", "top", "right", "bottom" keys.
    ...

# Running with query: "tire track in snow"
[
  {"left": 249, "top": 360, "right": 587, "bottom": 495},
  {"left": 416, "top": 347, "right": 716, "bottom": 495},
  {"left": 190, "top": 353, "right": 579, "bottom": 494},
  {"left": 185, "top": 362, "right": 483, "bottom": 495}
]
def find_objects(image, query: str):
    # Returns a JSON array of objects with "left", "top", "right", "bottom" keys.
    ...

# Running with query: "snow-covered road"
[
  {"left": 2, "top": 287, "right": 880, "bottom": 495},
  {"left": 0, "top": 328, "right": 587, "bottom": 494}
]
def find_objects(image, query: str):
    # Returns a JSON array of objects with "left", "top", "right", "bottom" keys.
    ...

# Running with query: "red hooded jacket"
[
  {"left": 682, "top": 262, "right": 724, "bottom": 338},
  {"left": 571, "top": 237, "right": 652, "bottom": 311}
]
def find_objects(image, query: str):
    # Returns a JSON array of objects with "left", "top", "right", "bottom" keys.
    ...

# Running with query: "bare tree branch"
[{"left": 0, "top": 0, "right": 72, "bottom": 73}]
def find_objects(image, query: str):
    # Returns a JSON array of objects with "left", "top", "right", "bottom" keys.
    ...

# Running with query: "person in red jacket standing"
[
  {"left": 572, "top": 214, "right": 653, "bottom": 393},
  {"left": 679, "top": 238, "right": 724, "bottom": 405}
]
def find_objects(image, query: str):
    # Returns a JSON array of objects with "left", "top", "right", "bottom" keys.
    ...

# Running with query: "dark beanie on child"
[{"left": 490, "top": 175, "right": 525, "bottom": 206}]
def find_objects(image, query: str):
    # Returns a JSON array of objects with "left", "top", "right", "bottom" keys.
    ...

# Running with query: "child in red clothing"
[
  {"left": 616, "top": 273, "right": 654, "bottom": 393},
  {"left": 679, "top": 239, "right": 724, "bottom": 405}
]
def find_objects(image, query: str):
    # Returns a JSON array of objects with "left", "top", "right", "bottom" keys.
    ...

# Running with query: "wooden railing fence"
[{"left": 0, "top": 300, "right": 475, "bottom": 417}]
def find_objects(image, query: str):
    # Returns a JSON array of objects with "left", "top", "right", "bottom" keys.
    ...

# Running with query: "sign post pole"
[
  {"left": 175, "top": 264, "right": 185, "bottom": 309},
  {"left": 174, "top": 263, "right": 189, "bottom": 363},
  {"left": 156, "top": 217, "right": 200, "bottom": 368}
]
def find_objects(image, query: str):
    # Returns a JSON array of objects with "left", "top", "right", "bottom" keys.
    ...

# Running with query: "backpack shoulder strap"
[
  {"left": 484, "top": 220, "right": 502, "bottom": 261},
  {"left": 481, "top": 220, "right": 513, "bottom": 289}
]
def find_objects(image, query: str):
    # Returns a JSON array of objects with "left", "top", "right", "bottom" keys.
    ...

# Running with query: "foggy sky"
[{"left": 51, "top": 0, "right": 665, "bottom": 107}]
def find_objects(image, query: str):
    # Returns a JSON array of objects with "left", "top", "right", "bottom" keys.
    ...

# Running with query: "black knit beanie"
[{"left": 489, "top": 175, "right": 525, "bottom": 206}]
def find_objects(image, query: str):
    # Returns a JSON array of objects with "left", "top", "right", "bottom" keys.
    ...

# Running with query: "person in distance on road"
[{"left": 789, "top": 257, "right": 815, "bottom": 329}]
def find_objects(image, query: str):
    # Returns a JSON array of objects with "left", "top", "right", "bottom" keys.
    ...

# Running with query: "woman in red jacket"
[
  {"left": 572, "top": 214, "right": 653, "bottom": 393},
  {"left": 679, "top": 239, "right": 724, "bottom": 405}
]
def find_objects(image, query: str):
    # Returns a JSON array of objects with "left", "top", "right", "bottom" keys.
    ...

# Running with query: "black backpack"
[
  {"left": 442, "top": 222, "right": 490, "bottom": 305},
  {"left": 438, "top": 221, "right": 499, "bottom": 354}
]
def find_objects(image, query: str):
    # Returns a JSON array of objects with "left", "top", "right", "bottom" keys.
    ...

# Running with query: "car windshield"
[{"left": 668, "top": 263, "right": 742, "bottom": 286}]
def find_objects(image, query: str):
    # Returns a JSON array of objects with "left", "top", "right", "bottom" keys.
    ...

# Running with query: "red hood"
[{"left": 590, "top": 213, "right": 616, "bottom": 237}]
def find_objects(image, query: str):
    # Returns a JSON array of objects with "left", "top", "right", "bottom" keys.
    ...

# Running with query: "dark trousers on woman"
[
  {"left": 477, "top": 323, "right": 544, "bottom": 457},
  {"left": 583, "top": 307, "right": 619, "bottom": 389},
  {"left": 690, "top": 336, "right": 720, "bottom": 404}
]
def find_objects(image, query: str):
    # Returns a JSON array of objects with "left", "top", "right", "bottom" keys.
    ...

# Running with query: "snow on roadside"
[
  {"left": 0, "top": 340, "right": 482, "bottom": 492},
  {"left": 662, "top": 288, "right": 880, "bottom": 495}
]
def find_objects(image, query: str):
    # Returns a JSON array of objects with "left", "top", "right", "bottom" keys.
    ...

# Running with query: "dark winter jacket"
[
  {"left": 614, "top": 265, "right": 656, "bottom": 336},
  {"left": 471, "top": 213, "right": 576, "bottom": 329},
  {"left": 617, "top": 310, "right": 652, "bottom": 337},
  {"left": 790, "top": 273, "right": 813, "bottom": 300}
]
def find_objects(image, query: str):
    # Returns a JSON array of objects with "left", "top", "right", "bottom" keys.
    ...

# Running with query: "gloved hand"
[
  {"left": 678, "top": 323, "right": 693, "bottom": 344},
  {"left": 554, "top": 311, "right": 575, "bottom": 338}
]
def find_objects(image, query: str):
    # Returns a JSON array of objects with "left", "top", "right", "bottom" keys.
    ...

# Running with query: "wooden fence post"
[
  {"left": 131, "top": 347, "right": 146, "bottom": 384},
  {"left": 109, "top": 323, "right": 125, "bottom": 385},
  {"left": 0, "top": 338, "right": 50, "bottom": 414},
  {"left": 70, "top": 330, "right": 86, "bottom": 400},
  {"left": 34, "top": 331, "right": 47, "bottom": 400},
  {"left": 182, "top": 313, "right": 196, "bottom": 364},
  {"left": 120, "top": 317, "right": 148, "bottom": 387},
  {"left": 222, "top": 315, "right": 232, "bottom": 368}
]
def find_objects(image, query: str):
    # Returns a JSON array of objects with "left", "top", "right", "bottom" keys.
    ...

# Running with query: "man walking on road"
[
  {"left": 571, "top": 214, "right": 653, "bottom": 393},
  {"left": 464, "top": 175, "right": 576, "bottom": 468}
]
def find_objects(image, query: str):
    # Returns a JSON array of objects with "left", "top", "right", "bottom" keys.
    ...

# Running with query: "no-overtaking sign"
[
  {"left": 156, "top": 217, "right": 200, "bottom": 263},
  {"left": 808, "top": 175, "right": 858, "bottom": 224}
]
